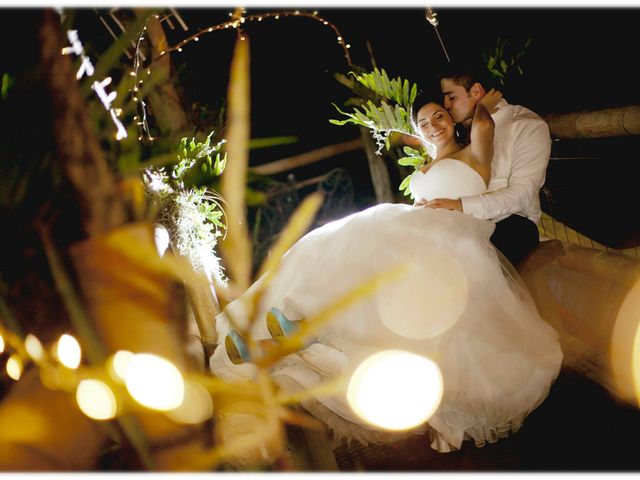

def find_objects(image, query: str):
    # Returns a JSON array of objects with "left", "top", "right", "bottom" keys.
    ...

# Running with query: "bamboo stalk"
[
  {"left": 545, "top": 105, "right": 640, "bottom": 139},
  {"left": 359, "top": 128, "right": 393, "bottom": 204},
  {"left": 250, "top": 138, "right": 363, "bottom": 176},
  {"left": 520, "top": 240, "right": 640, "bottom": 407}
]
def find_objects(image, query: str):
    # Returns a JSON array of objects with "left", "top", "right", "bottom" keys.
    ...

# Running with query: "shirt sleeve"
[{"left": 460, "top": 117, "right": 551, "bottom": 221}]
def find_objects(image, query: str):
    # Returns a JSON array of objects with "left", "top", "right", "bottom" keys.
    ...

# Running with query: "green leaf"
[
  {"left": 399, "top": 174, "right": 412, "bottom": 191},
  {"left": 500, "top": 59, "right": 508, "bottom": 73},
  {"left": 397, "top": 156, "right": 423, "bottom": 167},
  {"left": 410, "top": 83, "right": 417, "bottom": 104}
]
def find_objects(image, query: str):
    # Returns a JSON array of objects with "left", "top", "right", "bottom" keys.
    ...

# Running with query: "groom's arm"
[{"left": 459, "top": 118, "right": 551, "bottom": 221}]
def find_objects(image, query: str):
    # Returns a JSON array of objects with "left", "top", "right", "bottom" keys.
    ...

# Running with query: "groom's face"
[{"left": 440, "top": 79, "right": 477, "bottom": 125}]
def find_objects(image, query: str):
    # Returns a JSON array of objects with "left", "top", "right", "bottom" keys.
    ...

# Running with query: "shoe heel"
[
  {"left": 267, "top": 307, "right": 316, "bottom": 348},
  {"left": 225, "top": 329, "right": 250, "bottom": 365},
  {"left": 267, "top": 307, "right": 300, "bottom": 340}
]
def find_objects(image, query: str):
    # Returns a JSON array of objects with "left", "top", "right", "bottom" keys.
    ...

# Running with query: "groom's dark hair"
[{"left": 438, "top": 59, "right": 498, "bottom": 92}]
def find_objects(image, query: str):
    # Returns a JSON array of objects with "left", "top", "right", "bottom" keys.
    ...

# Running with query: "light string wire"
[
  {"left": 128, "top": 9, "right": 354, "bottom": 142},
  {"left": 426, "top": 7, "right": 451, "bottom": 63}
]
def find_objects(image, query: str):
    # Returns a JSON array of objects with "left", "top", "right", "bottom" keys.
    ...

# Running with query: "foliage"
[
  {"left": 482, "top": 36, "right": 532, "bottom": 86},
  {"left": 145, "top": 132, "right": 227, "bottom": 281},
  {"left": 331, "top": 67, "right": 433, "bottom": 198}
]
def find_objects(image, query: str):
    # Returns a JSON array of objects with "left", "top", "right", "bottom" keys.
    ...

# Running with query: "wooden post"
[
  {"left": 359, "top": 128, "right": 394, "bottom": 204},
  {"left": 546, "top": 105, "right": 640, "bottom": 139}
]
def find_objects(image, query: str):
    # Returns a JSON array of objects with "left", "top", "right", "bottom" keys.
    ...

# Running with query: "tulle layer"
[{"left": 210, "top": 203, "right": 563, "bottom": 452}]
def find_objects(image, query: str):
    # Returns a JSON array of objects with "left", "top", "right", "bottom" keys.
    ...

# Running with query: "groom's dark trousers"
[{"left": 490, "top": 214, "right": 539, "bottom": 269}]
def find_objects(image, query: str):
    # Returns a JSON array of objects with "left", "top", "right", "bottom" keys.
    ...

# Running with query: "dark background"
[
  {"left": 4, "top": 6, "right": 640, "bottom": 248},
  {"left": 163, "top": 7, "right": 640, "bottom": 248}
]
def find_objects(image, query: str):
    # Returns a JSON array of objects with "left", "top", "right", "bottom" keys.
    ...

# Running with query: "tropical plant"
[
  {"left": 145, "top": 132, "right": 227, "bottom": 282},
  {"left": 331, "top": 67, "right": 433, "bottom": 198},
  {"left": 482, "top": 36, "right": 532, "bottom": 86}
]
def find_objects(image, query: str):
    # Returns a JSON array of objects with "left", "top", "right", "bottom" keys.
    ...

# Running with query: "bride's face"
[{"left": 416, "top": 103, "right": 454, "bottom": 148}]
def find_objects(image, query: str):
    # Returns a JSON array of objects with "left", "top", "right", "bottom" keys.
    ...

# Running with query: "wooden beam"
[
  {"left": 250, "top": 138, "right": 363, "bottom": 175},
  {"left": 546, "top": 105, "right": 640, "bottom": 139}
]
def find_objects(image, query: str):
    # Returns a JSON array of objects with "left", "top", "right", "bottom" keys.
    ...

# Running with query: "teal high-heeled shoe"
[
  {"left": 224, "top": 329, "right": 250, "bottom": 365},
  {"left": 266, "top": 307, "right": 316, "bottom": 347}
]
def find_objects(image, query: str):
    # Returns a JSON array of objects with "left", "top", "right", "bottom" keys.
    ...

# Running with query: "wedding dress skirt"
[{"left": 209, "top": 159, "right": 563, "bottom": 452}]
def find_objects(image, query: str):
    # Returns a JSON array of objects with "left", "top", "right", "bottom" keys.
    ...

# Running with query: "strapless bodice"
[{"left": 409, "top": 159, "right": 487, "bottom": 202}]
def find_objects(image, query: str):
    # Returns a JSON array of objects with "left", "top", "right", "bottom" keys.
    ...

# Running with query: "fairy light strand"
[
  {"left": 155, "top": 10, "right": 352, "bottom": 66},
  {"left": 129, "top": 9, "right": 353, "bottom": 142},
  {"left": 131, "top": 16, "right": 155, "bottom": 142}
]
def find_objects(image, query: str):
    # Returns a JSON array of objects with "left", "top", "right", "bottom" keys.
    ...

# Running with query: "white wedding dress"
[{"left": 209, "top": 159, "right": 563, "bottom": 452}]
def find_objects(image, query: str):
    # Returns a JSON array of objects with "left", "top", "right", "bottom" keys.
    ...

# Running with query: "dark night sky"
[
  {"left": 3, "top": 5, "right": 640, "bottom": 245},
  {"left": 158, "top": 6, "right": 640, "bottom": 243}
]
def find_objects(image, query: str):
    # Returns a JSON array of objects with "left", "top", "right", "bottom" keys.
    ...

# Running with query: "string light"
[
  {"left": 0, "top": 333, "right": 4, "bottom": 353},
  {"left": 129, "top": 9, "right": 353, "bottom": 144},
  {"left": 347, "top": 350, "right": 443, "bottom": 431},
  {"left": 165, "top": 379, "right": 214, "bottom": 424},
  {"left": 124, "top": 353, "right": 185, "bottom": 411},
  {"left": 25, "top": 334, "right": 44, "bottom": 363},
  {"left": 6, "top": 354, "right": 23, "bottom": 381},
  {"left": 108, "top": 350, "right": 134, "bottom": 381},
  {"left": 76, "top": 379, "right": 118, "bottom": 420},
  {"left": 56, "top": 333, "right": 82, "bottom": 369}
]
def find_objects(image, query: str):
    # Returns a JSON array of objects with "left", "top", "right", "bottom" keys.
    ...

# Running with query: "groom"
[{"left": 427, "top": 62, "right": 552, "bottom": 268}]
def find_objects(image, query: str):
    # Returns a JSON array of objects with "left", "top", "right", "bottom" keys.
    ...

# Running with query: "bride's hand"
[{"left": 478, "top": 88, "right": 503, "bottom": 114}]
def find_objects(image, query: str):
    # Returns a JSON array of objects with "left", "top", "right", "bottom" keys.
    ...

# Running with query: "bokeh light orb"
[
  {"left": 124, "top": 353, "right": 184, "bottom": 411},
  {"left": 56, "top": 334, "right": 82, "bottom": 369},
  {"left": 109, "top": 350, "right": 134, "bottom": 381},
  {"left": 76, "top": 379, "right": 118, "bottom": 421},
  {"left": 6, "top": 355, "right": 23, "bottom": 381},
  {"left": 166, "top": 379, "right": 214, "bottom": 424},
  {"left": 378, "top": 251, "right": 467, "bottom": 339},
  {"left": 25, "top": 334, "right": 44, "bottom": 363},
  {"left": 347, "top": 349, "right": 443, "bottom": 431}
]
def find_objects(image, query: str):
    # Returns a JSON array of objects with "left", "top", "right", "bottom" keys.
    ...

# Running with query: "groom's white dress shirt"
[{"left": 461, "top": 98, "right": 552, "bottom": 225}]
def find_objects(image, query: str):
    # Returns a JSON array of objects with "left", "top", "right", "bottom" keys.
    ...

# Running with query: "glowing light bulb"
[
  {"left": 323, "top": 21, "right": 328, "bottom": 25},
  {"left": 6, "top": 355, "right": 23, "bottom": 381},
  {"left": 275, "top": 15, "right": 279, "bottom": 19},
  {"left": 346, "top": 44, "right": 351, "bottom": 49},
  {"left": 166, "top": 380, "right": 213, "bottom": 424},
  {"left": 108, "top": 350, "right": 134, "bottom": 381},
  {"left": 194, "top": 36, "right": 199, "bottom": 41},
  {"left": 124, "top": 353, "right": 184, "bottom": 411},
  {"left": 337, "top": 36, "right": 342, "bottom": 41},
  {"left": 177, "top": 48, "right": 182, "bottom": 52},
  {"left": 208, "top": 27, "right": 213, "bottom": 32},
  {"left": 0, "top": 333, "right": 4, "bottom": 353},
  {"left": 56, "top": 334, "right": 81, "bottom": 369},
  {"left": 25, "top": 334, "right": 44, "bottom": 363},
  {"left": 347, "top": 350, "right": 443, "bottom": 431},
  {"left": 76, "top": 379, "right": 118, "bottom": 420}
]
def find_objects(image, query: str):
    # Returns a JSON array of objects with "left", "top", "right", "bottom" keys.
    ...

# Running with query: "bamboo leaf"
[{"left": 220, "top": 37, "right": 252, "bottom": 292}]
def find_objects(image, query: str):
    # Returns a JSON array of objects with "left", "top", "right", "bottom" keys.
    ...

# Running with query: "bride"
[{"left": 209, "top": 90, "right": 563, "bottom": 453}]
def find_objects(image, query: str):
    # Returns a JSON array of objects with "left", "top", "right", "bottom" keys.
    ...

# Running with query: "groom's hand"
[{"left": 423, "top": 198, "right": 463, "bottom": 211}]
